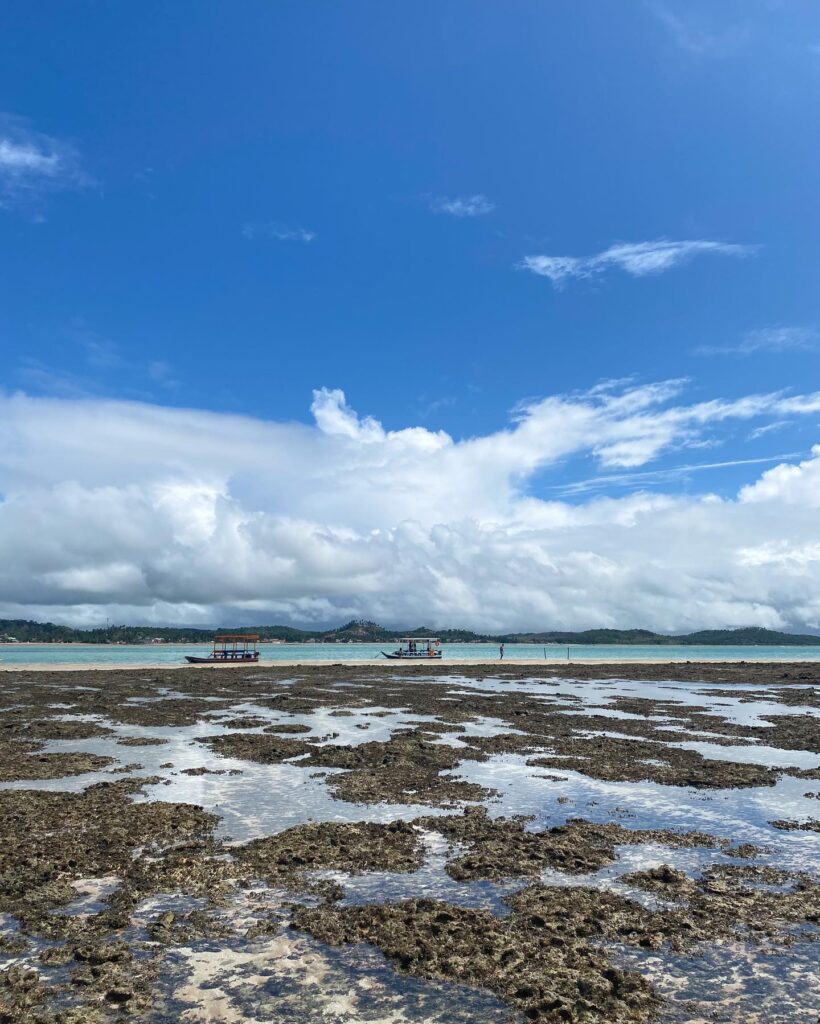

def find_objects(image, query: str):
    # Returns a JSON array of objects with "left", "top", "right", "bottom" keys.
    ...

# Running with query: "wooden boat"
[
  {"left": 185, "top": 634, "right": 260, "bottom": 664},
  {"left": 381, "top": 637, "right": 443, "bottom": 660}
]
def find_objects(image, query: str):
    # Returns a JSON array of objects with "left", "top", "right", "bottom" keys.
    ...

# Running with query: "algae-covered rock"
[
  {"left": 238, "top": 820, "right": 424, "bottom": 878},
  {"left": 770, "top": 818, "right": 820, "bottom": 832},
  {"left": 0, "top": 780, "right": 218, "bottom": 921},
  {"left": 200, "top": 732, "right": 316, "bottom": 763},
  {"left": 528, "top": 736, "right": 781, "bottom": 789},
  {"left": 0, "top": 743, "right": 113, "bottom": 783},
  {"left": 147, "top": 909, "right": 233, "bottom": 944},
  {"left": 292, "top": 897, "right": 659, "bottom": 1022},
  {"left": 0, "top": 963, "right": 48, "bottom": 1022},
  {"left": 415, "top": 807, "right": 720, "bottom": 881}
]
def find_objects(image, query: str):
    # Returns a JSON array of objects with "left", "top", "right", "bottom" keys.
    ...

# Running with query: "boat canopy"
[
  {"left": 185, "top": 632, "right": 260, "bottom": 664},
  {"left": 398, "top": 637, "right": 440, "bottom": 643},
  {"left": 213, "top": 634, "right": 260, "bottom": 655}
]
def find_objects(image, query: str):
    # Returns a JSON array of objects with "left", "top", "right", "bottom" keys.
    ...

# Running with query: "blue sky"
[{"left": 1, "top": 2, "right": 820, "bottom": 630}]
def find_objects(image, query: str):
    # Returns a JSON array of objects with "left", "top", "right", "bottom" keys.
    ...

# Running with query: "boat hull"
[
  {"left": 185, "top": 654, "right": 260, "bottom": 664},
  {"left": 381, "top": 652, "right": 443, "bottom": 660}
]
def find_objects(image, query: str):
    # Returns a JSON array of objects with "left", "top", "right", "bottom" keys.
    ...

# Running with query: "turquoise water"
[{"left": 1, "top": 641, "right": 819, "bottom": 667}]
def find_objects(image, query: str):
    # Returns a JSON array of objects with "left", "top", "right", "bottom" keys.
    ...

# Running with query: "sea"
[{"left": 1, "top": 642, "right": 820, "bottom": 668}]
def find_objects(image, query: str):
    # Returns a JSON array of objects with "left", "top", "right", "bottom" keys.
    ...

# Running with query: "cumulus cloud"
[
  {"left": 242, "top": 222, "right": 316, "bottom": 242},
  {"left": 0, "top": 114, "right": 89, "bottom": 211},
  {"left": 1, "top": 382, "right": 820, "bottom": 632},
  {"left": 519, "top": 239, "right": 754, "bottom": 287},
  {"left": 426, "top": 194, "right": 495, "bottom": 217}
]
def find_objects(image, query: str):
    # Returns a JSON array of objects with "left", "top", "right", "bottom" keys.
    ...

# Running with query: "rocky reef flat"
[{"left": 0, "top": 662, "right": 818, "bottom": 1022}]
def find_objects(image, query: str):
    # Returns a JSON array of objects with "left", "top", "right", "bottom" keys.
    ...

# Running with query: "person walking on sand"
[{"left": 499, "top": 643, "right": 505, "bottom": 660}]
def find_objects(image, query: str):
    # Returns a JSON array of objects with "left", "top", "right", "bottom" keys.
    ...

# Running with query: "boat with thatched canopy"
[{"left": 185, "top": 634, "right": 260, "bottom": 664}]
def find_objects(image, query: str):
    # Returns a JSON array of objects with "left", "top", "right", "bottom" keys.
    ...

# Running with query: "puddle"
[
  {"left": 450, "top": 754, "right": 820, "bottom": 874},
  {"left": 613, "top": 938, "right": 820, "bottom": 1023},
  {"left": 670, "top": 740, "right": 820, "bottom": 770},
  {"left": 309, "top": 828, "right": 524, "bottom": 915},
  {"left": 60, "top": 875, "right": 122, "bottom": 917},
  {"left": 150, "top": 930, "right": 513, "bottom": 1023}
]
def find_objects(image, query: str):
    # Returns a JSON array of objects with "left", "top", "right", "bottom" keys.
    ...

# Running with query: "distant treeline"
[{"left": 1, "top": 618, "right": 819, "bottom": 646}]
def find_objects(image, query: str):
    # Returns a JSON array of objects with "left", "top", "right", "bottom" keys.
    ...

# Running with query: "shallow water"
[
  {"left": 149, "top": 929, "right": 514, "bottom": 1023},
  {"left": 4, "top": 641, "right": 820, "bottom": 666},
  {"left": 453, "top": 755, "right": 819, "bottom": 873},
  {"left": 614, "top": 939, "right": 820, "bottom": 1023},
  {"left": 0, "top": 705, "right": 458, "bottom": 840}
]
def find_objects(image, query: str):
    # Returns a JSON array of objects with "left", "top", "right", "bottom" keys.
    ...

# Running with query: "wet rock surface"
[
  {"left": 0, "top": 661, "right": 816, "bottom": 1022},
  {"left": 200, "top": 732, "right": 316, "bottom": 763},
  {"left": 203, "top": 727, "right": 496, "bottom": 805},
  {"left": 221, "top": 715, "right": 271, "bottom": 729},
  {"left": 0, "top": 718, "right": 113, "bottom": 742},
  {"left": 0, "top": 742, "right": 113, "bottom": 783},
  {"left": 0, "top": 780, "right": 218, "bottom": 920},
  {"left": 414, "top": 807, "right": 721, "bottom": 881},
  {"left": 311, "top": 732, "right": 496, "bottom": 806},
  {"left": 528, "top": 737, "right": 781, "bottom": 788},
  {"left": 116, "top": 736, "right": 168, "bottom": 747},
  {"left": 292, "top": 859, "right": 819, "bottom": 1020},
  {"left": 147, "top": 908, "right": 234, "bottom": 945},
  {"left": 770, "top": 818, "right": 820, "bottom": 832},
  {"left": 292, "top": 896, "right": 659, "bottom": 1023},
  {"left": 603, "top": 863, "right": 820, "bottom": 946},
  {"left": 238, "top": 820, "right": 424, "bottom": 882}
]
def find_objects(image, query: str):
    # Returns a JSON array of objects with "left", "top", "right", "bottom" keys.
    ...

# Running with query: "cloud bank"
[{"left": 1, "top": 382, "right": 820, "bottom": 632}]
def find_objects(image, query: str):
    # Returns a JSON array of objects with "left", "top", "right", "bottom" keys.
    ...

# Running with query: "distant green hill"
[
  {"left": 504, "top": 626, "right": 820, "bottom": 646},
  {"left": 1, "top": 618, "right": 819, "bottom": 646}
]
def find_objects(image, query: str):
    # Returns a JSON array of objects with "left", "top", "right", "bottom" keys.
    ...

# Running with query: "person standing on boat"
[{"left": 499, "top": 643, "right": 505, "bottom": 660}]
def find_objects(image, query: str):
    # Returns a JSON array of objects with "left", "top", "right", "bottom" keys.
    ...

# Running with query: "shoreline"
[{"left": 2, "top": 656, "right": 820, "bottom": 673}]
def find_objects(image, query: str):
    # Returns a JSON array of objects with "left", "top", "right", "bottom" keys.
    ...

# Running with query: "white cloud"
[
  {"left": 746, "top": 421, "right": 792, "bottom": 442},
  {"left": 648, "top": 4, "right": 750, "bottom": 57},
  {"left": 518, "top": 255, "right": 584, "bottom": 285},
  {"left": 427, "top": 194, "right": 495, "bottom": 217},
  {"left": 0, "top": 114, "right": 89, "bottom": 211},
  {"left": 739, "top": 446, "right": 820, "bottom": 507},
  {"left": 0, "top": 140, "right": 61, "bottom": 175},
  {"left": 697, "top": 326, "right": 817, "bottom": 357},
  {"left": 1, "top": 382, "right": 820, "bottom": 632},
  {"left": 551, "top": 452, "right": 805, "bottom": 497},
  {"left": 17, "top": 332, "right": 179, "bottom": 397},
  {"left": 242, "top": 222, "right": 316, "bottom": 242},
  {"left": 520, "top": 240, "right": 755, "bottom": 287}
]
